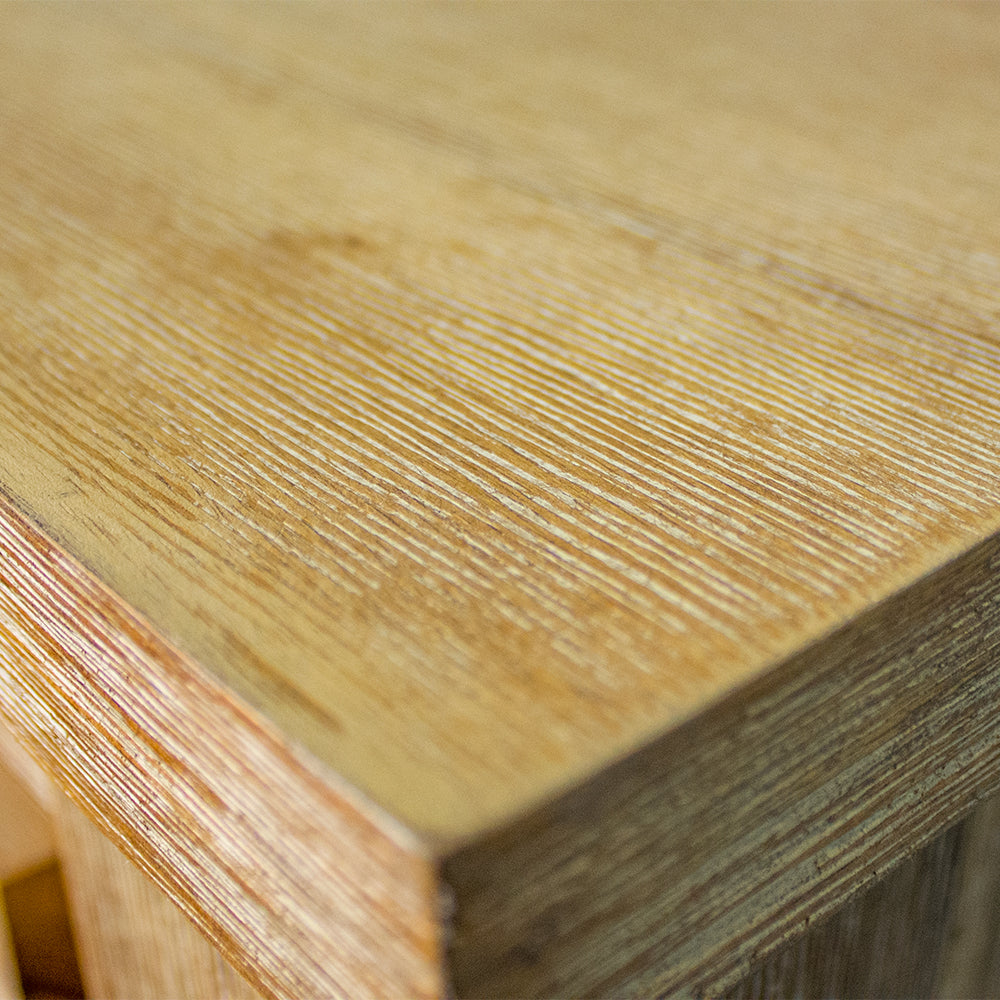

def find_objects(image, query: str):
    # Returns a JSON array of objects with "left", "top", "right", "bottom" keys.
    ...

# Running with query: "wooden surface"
[
  {"left": 0, "top": 719, "right": 260, "bottom": 1000},
  {"left": 0, "top": 740, "right": 58, "bottom": 1000},
  {"left": 55, "top": 794, "right": 261, "bottom": 1000},
  {"left": 1, "top": 3, "right": 999, "bottom": 996},
  {"left": 936, "top": 794, "right": 1000, "bottom": 998},
  {"left": 730, "top": 792, "right": 1000, "bottom": 999},
  {"left": 727, "top": 820, "right": 966, "bottom": 1000},
  {"left": 445, "top": 534, "right": 1000, "bottom": 996},
  {"left": 4, "top": 863, "right": 84, "bottom": 1000},
  {"left": 0, "top": 502, "right": 444, "bottom": 999},
  {"left": 0, "top": 760, "right": 53, "bottom": 886},
  {"left": 0, "top": 895, "right": 20, "bottom": 1000}
]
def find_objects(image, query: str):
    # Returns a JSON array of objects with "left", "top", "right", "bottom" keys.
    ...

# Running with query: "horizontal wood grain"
[
  {"left": 444, "top": 533, "right": 1000, "bottom": 996},
  {"left": 0, "top": 3, "right": 999, "bottom": 996},
  {"left": 3, "top": 1, "right": 1000, "bottom": 840}
]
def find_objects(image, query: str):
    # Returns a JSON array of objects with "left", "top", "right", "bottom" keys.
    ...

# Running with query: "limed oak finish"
[{"left": 1, "top": 4, "right": 999, "bottom": 997}]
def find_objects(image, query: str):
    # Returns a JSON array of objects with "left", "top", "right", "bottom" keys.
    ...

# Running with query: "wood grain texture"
[
  {"left": 935, "top": 794, "right": 1000, "bottom": 998},
  {"left": 445, "top": 534, "right": 1000, "bottom": 997},
  {"left": 0, "top": 3, "right": 999, "bottom": 996},
  {"left": 0, "top": 501, "right": 444, "bottom": 999},
  {"left": 731, "top": 793, "right": 1000, "bottom": 1000},
  {"left": 727, "top": 819, "right": 966, "bottom": 1000},
  {"left": 0, "top": 718, "right": 258, "bottom": 1000},
  {"left": 0, "top": 732, "right": 54, "bottom": 1000},
  {"left": 56, "top": 794, "right": 262, "bottom": 1000}
]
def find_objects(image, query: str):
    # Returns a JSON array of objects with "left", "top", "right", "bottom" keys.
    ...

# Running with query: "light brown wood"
[
  {"left": 3, "top": 863, "right": 84, "bottom": 1000},
  {"left": 0, "top": 738, "right": 55, "bottom": 1000},
  {"left": 1, "top": 3, "right": 999, "bottom": 996},
  {"left": 56, "top": 795, "right": 261, "bottom": 1000},
  {"left": 0, "top": 760, "right": 54, "bottom": 888},
  {"left": 0, "top": 894, "right": 22, "bottom": 1000},
  {"left": 0, "top": 723, "right": 57, "bottom": 823},
  {"left": 0, "top": 718, "right": 267, "bottom": 1000},
  {"left": 0, "top": 502, "right": 443, "bottom": 1000}
]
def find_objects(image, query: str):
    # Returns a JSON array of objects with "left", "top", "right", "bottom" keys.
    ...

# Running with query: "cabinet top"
[{"left": 1, "top": 2, "right": 999, "bottom": 843}]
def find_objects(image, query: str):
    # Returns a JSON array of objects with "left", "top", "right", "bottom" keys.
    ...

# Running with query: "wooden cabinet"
[{"left": 1, "top": 4, "right": 999, "bottom": 996}]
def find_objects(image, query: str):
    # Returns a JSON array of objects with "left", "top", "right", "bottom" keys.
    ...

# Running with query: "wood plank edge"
[
  {"left": 441, "top": 529, "right": 1000, "bottom": 997},
  {"left": 0, "top": 492, "right": 448, "bottom": 999},
  {"left": 725, "top": 818, "right": 967, "bottom": 999}
]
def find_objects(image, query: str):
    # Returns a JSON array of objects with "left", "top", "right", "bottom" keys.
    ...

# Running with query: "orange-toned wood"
[
  {"left": 0, "top": 745, "right": 59, "bottom": 1000},
  {"left": 0, "top": 895, "right": 21, "bottom": 1000},
  {"left": 1, "top": 4, "right": 999, "bottom": 996},
  {"left": 0, "top": 523, "right": 442, "bottom": 999},
  {"left": 3, "top": 863, "right": 84, "bottom": 1000},
  {"left": 0, "top": 760, "right": 53, "bottom": 893},
  {"left": 0, "top": 718, "right": 267, "bottom": 1000},
  {"left": 56, "top": 798, "right": 261, "bottom": 1000}
]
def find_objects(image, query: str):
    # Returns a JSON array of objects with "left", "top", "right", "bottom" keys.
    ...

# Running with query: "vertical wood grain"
[
  {"left": 56, "top": 797, "right": 262, "bottom": 1000},
  {"left": 935, "top": 794, "right": 1000, "bottom": 998},
  {"left": 727, "top": 792, "right": 1000, "bottom": 1000},
  {"left": 0, "top": 737, "right": 51, "bottom": 1000},
  {"left": 726, "top": 823, "right": 964, "bottom": 999}
]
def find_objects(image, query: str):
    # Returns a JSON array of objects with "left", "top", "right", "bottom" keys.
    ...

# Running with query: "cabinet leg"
[{"left": 55, "top": 800, "right": 262, "bottom": 1000}]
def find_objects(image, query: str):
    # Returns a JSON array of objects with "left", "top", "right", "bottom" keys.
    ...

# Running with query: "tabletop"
[{"left": 1, "top": 4, "right": 1000, "bottom": 997}]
